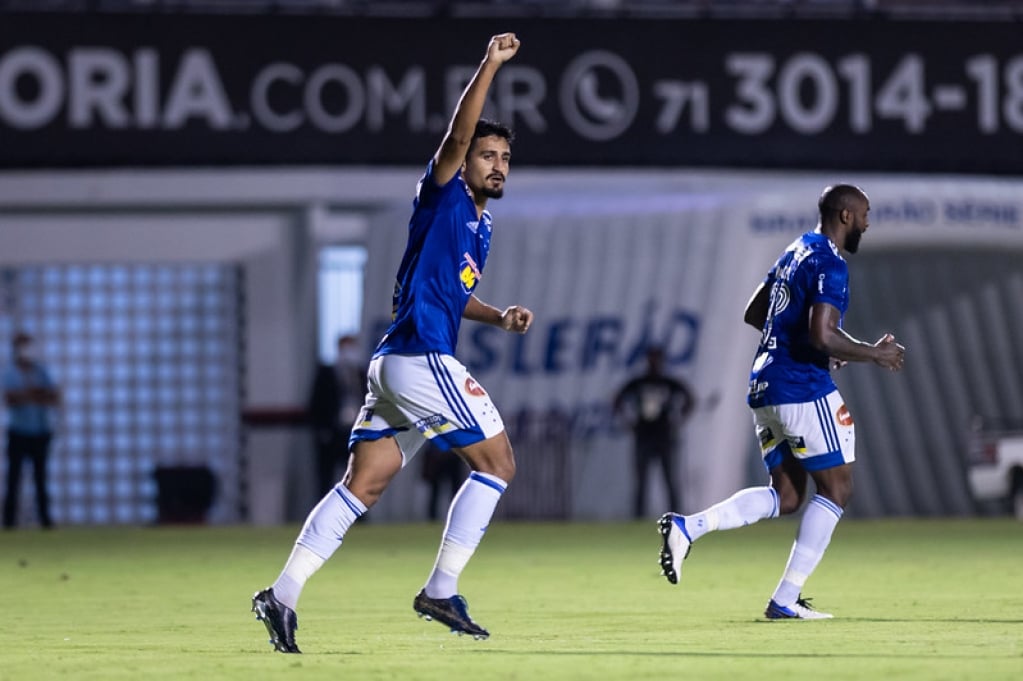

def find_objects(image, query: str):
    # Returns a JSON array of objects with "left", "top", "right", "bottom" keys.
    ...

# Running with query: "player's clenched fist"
[
  {"left": 500, "top": 305, "right": 533, "bottom": 334},
  {"left": 486, "top": 33, "right": 520, "bottom": 65}
]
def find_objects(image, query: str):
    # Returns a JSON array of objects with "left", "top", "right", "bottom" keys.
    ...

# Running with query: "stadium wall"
[{"left": 2, "top": 168, "right": 1022, "bottom": 522}]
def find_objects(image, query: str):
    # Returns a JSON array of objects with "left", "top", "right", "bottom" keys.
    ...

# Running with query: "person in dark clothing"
[
  {"left": 613, "top": 346, "right": 695, "bottom": 519},
  {"left": 420, "top": 441, "right": 468, "bottom": 521},
  {"left": 3, "top": 332, "right": 61, "bottom": 529},
  {"left": 308, "top": 335, "right": 366, "bottom": 497}
]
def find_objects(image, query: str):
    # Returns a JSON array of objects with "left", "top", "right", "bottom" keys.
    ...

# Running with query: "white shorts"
[
  {"left": 348, "top": 352, "right": 506, "bottom": 465},
  {"left": 751, "top": 390, "right": 855, "bottom": 472}
]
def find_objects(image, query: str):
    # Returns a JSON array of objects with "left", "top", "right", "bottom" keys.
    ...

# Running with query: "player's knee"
[
  {"left": 462, "top": 436, "right": 516, "bottom": 483},
  {"left": 825, "top": 480, "right": 853, "bottom": 508},
  {"left": 344, "top": 481, "right": 383, "bottom": 508},
  {"left": 344, "top": 469, "right": 396, "bottom": 506},
  {"left": 777, "top": 490, "right": 804, "bottom": 515},
  {"left": 814, "top": 469, "right": 854, "bottom": 508},
  {"left": 485, "top": 454, "right": 516, "bottom": 484}
]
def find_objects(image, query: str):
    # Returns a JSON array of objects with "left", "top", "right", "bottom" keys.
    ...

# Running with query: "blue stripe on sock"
[
  {"left": 768, "top": 487, "right": 780, "bottom": 517},
  {"left": 334, "top": 485, "right": 365, "bottom": 516},
  {"left": 810, "top": 494, "right": 843, "bottom": 519},
  {"left": 470, "top": 471, "right": 507, "bottom": 493}
]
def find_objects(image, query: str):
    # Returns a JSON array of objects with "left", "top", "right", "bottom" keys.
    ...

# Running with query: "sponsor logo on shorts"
[
  {"left": 789, "top": 436, "right": 807, "bottom": 454},
  {"left": 415, "top": 413, "right": 454, "bottom": 436},
  {"left": 757, "top": 426, "right": 775, "bottom": 447},
  {"left": 836, "top": 404, "right": 854, "bottom": 426},
  {"left": 359, "top": 408, "right": 374, "bottom": 427},
  {"left": 464, "top": 377, "right": 486, "bottom": 396}
]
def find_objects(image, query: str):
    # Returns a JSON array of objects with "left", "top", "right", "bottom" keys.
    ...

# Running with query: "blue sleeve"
[
  {"left": 416, "top": 159, "right": 463, "bottom": 209},
  {"left": 808, "top": 254, "right": 847, "bottom": 309}
]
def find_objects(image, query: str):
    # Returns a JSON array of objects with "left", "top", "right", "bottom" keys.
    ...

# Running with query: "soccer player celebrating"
[
  {"left": 658, "top": 184, "right": 905, "bottom": 619},
  {"left": 252, "top": 33, "right": 531, "bottom": 652}
]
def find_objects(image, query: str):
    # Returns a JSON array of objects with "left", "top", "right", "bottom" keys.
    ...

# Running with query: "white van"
[{"left": 968, "top": 428, "right": 1023, "bottom": 520}]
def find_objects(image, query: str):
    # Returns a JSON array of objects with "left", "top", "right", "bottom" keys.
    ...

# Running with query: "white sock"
[
  {"left": 272, "top": 483, "right": 366, "bottom": 609},
  {"left": 771, "top": 494, "right": 843, "bottom": 606},
  {"left": 272, "top": 544, "right": 323, "bottom": 611},
  {"left": 424, "top": 471, "right": 506, "bottom": 599},
  {"left": 686, "top": 486, "right": 779, "bottom": 542}
]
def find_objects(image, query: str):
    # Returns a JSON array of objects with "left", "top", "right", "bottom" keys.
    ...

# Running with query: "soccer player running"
[
  {"left": 658, "top": 184, "right": 905, "bottom": 619},
  {"left": 252, "top": 33, "right": 531, "bottom": 652}
]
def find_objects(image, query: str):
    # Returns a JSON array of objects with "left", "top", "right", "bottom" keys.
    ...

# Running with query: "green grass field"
[{"left": 2, "top": 518, "right": 1021, "bottom": 680}]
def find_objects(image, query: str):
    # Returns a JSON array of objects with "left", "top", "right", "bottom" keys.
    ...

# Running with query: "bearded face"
[
  {"left": 843, "top": 197, "right": 870, "bottom": 254},
  {"left": 845, "top": 227, "right": 863, "bottom": 254},
  {"left": 463, "top": 135, "right": 511, "bottom": 201}
]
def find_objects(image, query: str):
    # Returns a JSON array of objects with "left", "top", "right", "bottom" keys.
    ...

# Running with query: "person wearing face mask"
[
  {"left": 3, "top": 331, "right": 61, "bottom": 529},
  {"left": 307, "top": 334, "right": 367, "bottom": 498}
]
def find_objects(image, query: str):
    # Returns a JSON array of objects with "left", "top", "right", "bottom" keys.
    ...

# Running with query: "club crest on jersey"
[
  {"left": 771, "top": 282, "right": 791, "bottom": 315},
  {"left": 464, "top": 377, "right": 486, "bottom": 397},
  {"left": 459, "top": 251, "right": 482, "bottom": 293},
  {"left": 836, "top": 404, "right": 854, "bottom": 426}
]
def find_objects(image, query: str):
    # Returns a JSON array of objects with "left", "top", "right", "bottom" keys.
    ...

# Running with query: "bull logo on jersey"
[
  {"left": 464, "top": 377, "right": 486, "bottom": 397},
  {"left": 836, "top": 404, "right": 854, "bottom": 426},
  {"left": 459, "top": 251, "right": 482, "bottom": 294}
]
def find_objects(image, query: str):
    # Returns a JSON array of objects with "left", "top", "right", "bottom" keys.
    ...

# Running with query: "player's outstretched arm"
[
  {"left": 809, "top": 303, "right": 905, "bottom": 371},
  {"left": 463, "top": 295, "right": 532, "bottom": 334},
  {"left": 432, "top": 33, "right": 520, "bottom": 186}
]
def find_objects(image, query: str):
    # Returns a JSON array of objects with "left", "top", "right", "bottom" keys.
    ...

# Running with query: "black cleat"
[
  {"left": 413, "top": 589, "right": 490, "bottom": 639},
  {"left": 252, "top": 588, "right": 302, "bottom": 653}
]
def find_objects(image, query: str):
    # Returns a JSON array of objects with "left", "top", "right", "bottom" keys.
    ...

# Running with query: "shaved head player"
[{"left": 658, "top": 184, "right": 905, "bottom": 619}]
